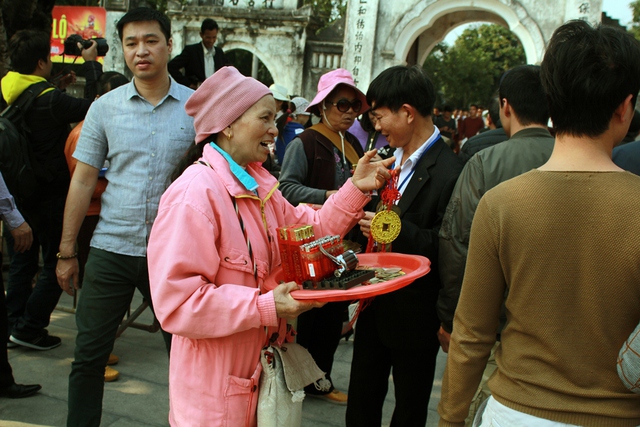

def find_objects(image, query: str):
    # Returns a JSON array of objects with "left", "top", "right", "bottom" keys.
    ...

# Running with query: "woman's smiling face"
[{"left": 223, "top": 95, "right": 278, "bottom": 167}]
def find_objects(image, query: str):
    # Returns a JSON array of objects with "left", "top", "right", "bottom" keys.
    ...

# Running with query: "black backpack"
[{"left": 0, "top": 81, "right": 54, "bottom": 209}]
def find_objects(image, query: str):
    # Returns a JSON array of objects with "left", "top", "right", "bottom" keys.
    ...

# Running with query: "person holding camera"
[{"left": 1, "top": 30, "right": 101, "bottom": 351}]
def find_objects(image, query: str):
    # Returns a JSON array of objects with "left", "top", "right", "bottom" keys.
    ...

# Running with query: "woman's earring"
[{"left": 226, "top": 132, "right": 232, "bottom": 141}]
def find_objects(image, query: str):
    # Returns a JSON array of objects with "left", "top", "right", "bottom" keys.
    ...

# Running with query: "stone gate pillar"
[{"left": 343, "top": 0, "right": 380, "bottom": 92}]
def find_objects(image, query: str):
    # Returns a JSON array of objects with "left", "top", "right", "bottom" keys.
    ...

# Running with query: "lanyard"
[{"left": 394, "top": 135, "right": 440, "bottom": 193}]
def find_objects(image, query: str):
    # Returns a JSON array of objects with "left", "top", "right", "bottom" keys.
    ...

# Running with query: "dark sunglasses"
[{"left": 329, "top": 98, "right": 362, "bottom": 113}]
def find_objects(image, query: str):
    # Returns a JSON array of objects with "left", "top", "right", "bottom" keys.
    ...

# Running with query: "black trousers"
[
  {"left": 67, "top": 248, "right": 171, "bottom": 427},
  {"left": 0, "top": 252, "right": 14, "bottom": 388},
  {"left": 345, "top": 304, "right": 441, "bottom": 427},
  {"left": 296, "top": 301, "right": 348, "bottom": 392}
]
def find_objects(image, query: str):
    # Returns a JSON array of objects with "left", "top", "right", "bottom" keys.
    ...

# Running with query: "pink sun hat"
[
  {"left": 306, "top": 68, "right": 369, "bottom": 115},
  {"left": 185, "top": 66, "right": 272, "bottom": 144}
]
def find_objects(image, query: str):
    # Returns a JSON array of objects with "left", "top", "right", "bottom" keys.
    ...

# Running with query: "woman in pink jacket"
[{"left": 147, "top": 66, "right": 395, "bottom": 427}]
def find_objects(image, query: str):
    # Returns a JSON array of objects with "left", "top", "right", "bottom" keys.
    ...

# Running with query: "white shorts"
[{"left": 478, "top": 396, "right": 581, "bottom": 427}]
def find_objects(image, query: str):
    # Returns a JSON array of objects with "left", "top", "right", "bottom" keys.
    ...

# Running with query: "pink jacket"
[{"left": 148, "top": 144, "right": 369, "bottom": 426}]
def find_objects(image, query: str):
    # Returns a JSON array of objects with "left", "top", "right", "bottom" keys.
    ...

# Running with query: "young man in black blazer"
[
  {"left": 168, "top": 18, "right": 229, "bottom": 88},
  {"left": 346, "top": 65, "right": 463, "bottom": 427}
]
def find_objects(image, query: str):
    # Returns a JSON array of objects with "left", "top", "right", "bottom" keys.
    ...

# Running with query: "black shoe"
[
  {"left": 10, "top": 330, "right": 61, "bottom": 350},
  {"left": 0, "top": 383, "right": 42, "bottom": 398}
]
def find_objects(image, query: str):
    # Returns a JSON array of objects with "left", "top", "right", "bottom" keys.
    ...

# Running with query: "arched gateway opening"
[
  {"left": 392, "top": 0, "right": 544, "bottom": 67},
  {"left": 225, "top": 48, "right": 275, "bottom": 87},
  {"left": 342, "top": 0, "right": 558, "bottom": 92}
]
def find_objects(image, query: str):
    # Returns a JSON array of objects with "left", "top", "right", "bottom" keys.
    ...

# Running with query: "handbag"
[
  {"left": 219, "top": 179, "right": 330, "bottom": 424},
  {"left": 256, "top": 324, "right": 330, "bottom": 427}
]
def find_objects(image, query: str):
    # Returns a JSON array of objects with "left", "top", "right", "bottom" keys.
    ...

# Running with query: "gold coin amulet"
[{"left": 370, "top": 209, "right": 401, "bottom": 244}]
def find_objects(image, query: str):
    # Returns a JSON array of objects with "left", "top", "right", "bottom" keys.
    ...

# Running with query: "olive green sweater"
[{"left": 439, "top": 170, "right": 640, "bottom": 427}]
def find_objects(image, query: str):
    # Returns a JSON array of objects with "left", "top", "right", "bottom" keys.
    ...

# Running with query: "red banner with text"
[{"left": 51, "top": 6, "right": 107, "bottom": 64}]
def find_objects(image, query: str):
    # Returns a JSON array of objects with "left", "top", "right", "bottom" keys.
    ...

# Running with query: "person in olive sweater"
[{"left": 438, "top": 20, "right": 640, "bottom": 427}]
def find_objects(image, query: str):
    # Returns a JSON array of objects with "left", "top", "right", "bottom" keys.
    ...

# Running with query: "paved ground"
[{"left": 1, "top": 290, "right": 447, "bottom": 426}]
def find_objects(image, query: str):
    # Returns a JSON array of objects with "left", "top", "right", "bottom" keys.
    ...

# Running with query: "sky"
[{"left": 443, "top": 0, "right": 634, "bottom": 45}]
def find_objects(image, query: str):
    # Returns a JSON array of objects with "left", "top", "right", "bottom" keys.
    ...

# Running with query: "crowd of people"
[{"left": 0, "top": 7, "right": 639, "bottom": 427}]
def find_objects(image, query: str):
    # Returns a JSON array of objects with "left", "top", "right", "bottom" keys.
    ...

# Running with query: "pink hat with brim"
[
  {"left": 185, "top": 66, "right": 272, "bottom": 144},
  {"left": 306, "top": 68, "right": 369, "bottom": 115}
]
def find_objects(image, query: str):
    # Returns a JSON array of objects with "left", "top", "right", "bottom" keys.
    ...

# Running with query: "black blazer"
[
  {"left": 168, "top": 43, "right": 229, "bottom": 87},
  {"left": 360, "top": 138, "right": 463, "bottom": 347}
]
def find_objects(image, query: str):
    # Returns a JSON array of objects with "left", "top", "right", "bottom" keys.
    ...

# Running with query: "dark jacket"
[
  {"left": 168, "top": 43, "right": 228, "bottom": 87},
  {"left": 278, "top": 129, "right": 363, "bottom": 205},
  {"left": 0, "top": 61, "right": 102, "bottom": 201},
  {"left": 359, "top": 138, "right": 463, "bottom": 347},
  {"left": 613, "top": 140, "right": 640, "bottom": 176},
  {"left": 437, "top": 127, "right": 555, "bottom": 332},
  {"left": 458, "top": 127, "right": 508, "bottom": 163}
]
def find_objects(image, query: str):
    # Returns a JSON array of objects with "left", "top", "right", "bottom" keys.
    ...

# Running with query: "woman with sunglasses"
[{"left": 278, "top": 68, "right": 368, "bottom": 405}]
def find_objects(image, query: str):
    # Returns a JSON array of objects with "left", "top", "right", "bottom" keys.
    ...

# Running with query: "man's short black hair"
[
  {"left": 116, "top": 7, "right": 171, "bottom": 43},
  {"left": 541, "top": 20, "right": 640, "bottom": 138},
  {"left": 470, "top": 104, "right": 478, "bottom": 109},
  {"left": 201, "top": 18, "right": 219, "bottom": 33},
  {"left": 442, "top": 105, "right": 454, "bottom": 113},
  {"left": 499, "top": 65, "right": 548, "bottom": 127},
  {"left": 8, "top": 30, "right": 50, "bottom": 75},
  {"left": 367, "top": 65, "right": 435, "bottom": 117}
]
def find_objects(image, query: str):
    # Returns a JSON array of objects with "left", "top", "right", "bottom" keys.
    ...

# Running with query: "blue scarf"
[{"left": 209, "top": 142, "right": 259, "bottom": 192}]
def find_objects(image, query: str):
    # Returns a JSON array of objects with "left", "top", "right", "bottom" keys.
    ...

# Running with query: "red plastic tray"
[{"left": 263, "top": 253, "right": 431, "bottom": 302}]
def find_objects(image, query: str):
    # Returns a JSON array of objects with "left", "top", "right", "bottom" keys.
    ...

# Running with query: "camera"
[{"left": 63, "top": 34, "right": 109, "bottom": 57}]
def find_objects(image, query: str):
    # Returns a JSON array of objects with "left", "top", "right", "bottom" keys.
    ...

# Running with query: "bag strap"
[
  {"left": 1, "top": 81, "right": 55, "bottom": 184},
  {"left": 310, "top": 122, "right": 360, "bottom": 167},
  {"left": 196, "top": 160, "right": 258, "bottom": 282},
  {"left": 1, "top": 81, "right": 53, "bottom": 121}
]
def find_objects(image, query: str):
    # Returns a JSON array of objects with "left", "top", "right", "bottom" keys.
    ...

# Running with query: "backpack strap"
[
  {"left": 1, "top": 81, "right": 53, "bottom": 121},
  {"left": 1, "top": 81, "right": 55, "bottom": 184}
]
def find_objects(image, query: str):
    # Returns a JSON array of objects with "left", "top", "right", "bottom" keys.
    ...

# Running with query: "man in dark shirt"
[
  {"left": 458, "top": 104, "right": 485, "bottom": 146},
  {"left": 458, "top": 97, "right": 508, "bottom": 163},
  {"left": 434, "top": 104, "right": 457, "bottom": 145},
  {"left": 1, "top": 30, "right": 100, "bottom": 351}
]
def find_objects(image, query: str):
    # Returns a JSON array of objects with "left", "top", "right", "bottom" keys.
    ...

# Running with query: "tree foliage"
[
  {"left": 629, "top": 0, "right": 640, "bottom": 41},
  {"left": 303, "top": 0, "right": 346, "bottom": 31},
  {"left": 1, "top": 0, "right": 55, "bottom": 77},
  {"left": 423, "top": 24, "right": 525, "bottom": 109}
]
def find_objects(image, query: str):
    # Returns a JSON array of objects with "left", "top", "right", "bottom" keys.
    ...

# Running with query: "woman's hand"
[
  {"left": 351, "top": 149, "right": 396, "bottom": 192},
  {"left": 273, "top": 281, "right": 325, "bottom": 319}
]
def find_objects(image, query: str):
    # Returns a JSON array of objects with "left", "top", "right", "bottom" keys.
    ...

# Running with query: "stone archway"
[
  {"left": 223, "top": 43, "right": 277, "bottom": 87},
  {"left": 165, "top": 6, "right": 312, "bottom": 98},
  {"left": 392, "top": 0, "right": 544, "bottom": 68},
  {"left": 343, "top": 0, "right": 602, "bottom": 91}
]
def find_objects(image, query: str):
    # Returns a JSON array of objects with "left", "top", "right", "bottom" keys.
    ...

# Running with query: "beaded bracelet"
[{"left": 56, "top": 252, "right": 78, "bottom": 260}]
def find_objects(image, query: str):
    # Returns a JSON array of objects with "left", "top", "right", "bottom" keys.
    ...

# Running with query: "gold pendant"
[
  {"left": 370, "top": 209, "right": 401, "bottom": 244},
  {"left": 375, "top": 201, "right": 401, "bottom": 216}
]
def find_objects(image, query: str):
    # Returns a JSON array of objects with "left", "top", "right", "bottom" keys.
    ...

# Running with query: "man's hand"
[
  {"left": 438, "top": 326, "right": 451, "bottom": 353},
  {"left": 358, "top": 211, "right": 375, "bottom": 238},
  {"left": 80, "top": 40, "right": 98, "bottom": 62},
  {"left": 273, "top": 281, "right": 325, "bottom": 319},
  {"left": 56, "top": 258, "right": 80, "bottom": 296},
  {"left": 55, "top": 71, "right": 77, "bottom": 91},
  {"left": 10, "top": 221, "right": 33, "bottom": 253}
]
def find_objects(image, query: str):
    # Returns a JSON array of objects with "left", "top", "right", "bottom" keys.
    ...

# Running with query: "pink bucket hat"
[
  {"left": 185, "top": 66, "right": 272, "bottom": 143},
  {"left": 306, "top": 68, "right": 369, "bottom": 115}
]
